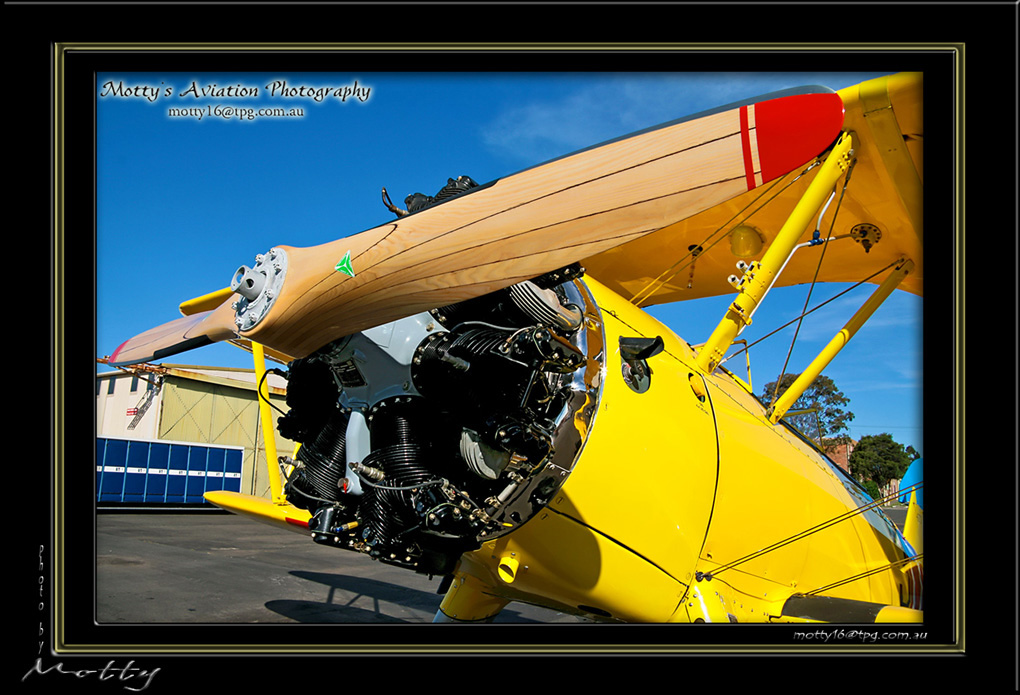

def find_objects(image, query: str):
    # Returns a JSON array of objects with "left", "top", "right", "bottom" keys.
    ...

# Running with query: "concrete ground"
[
  {"left": 96, "top": 511, "right": 586, "bottom": 624},
  {"left": 96, "top": 506, "right": 910, "bottom": 625}
]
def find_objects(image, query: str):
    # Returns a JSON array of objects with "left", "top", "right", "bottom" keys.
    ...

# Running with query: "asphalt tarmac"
[
  {"left": 883, "top": 505, "right": 907, "bottom": 531},
  {"left": 96, "top": 511, "right": 587, "bottom": 624},
  {"left": 96, "top": 507, "right": 909, "bottom": 626}
]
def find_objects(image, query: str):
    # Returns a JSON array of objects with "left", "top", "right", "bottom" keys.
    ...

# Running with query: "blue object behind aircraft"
[{"left": 898, "top": 458, "right": 923, "bottom": 507}]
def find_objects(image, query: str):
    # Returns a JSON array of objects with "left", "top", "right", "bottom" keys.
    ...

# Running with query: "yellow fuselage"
[{"left": 443, "top": 277, "right": 918, "bottom": 622}]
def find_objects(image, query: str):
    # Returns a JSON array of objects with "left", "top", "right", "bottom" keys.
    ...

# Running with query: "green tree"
[
  {"left": 759, "top": 373, "right": 854, "bottom": 445},
  {"left": 848, "top": 433, "right": 913, "bottom": 492},
  {"left": 861, "top": 480, "right": 882, "bottom": 501}
]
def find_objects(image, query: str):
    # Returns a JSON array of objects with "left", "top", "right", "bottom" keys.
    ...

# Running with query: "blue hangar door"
[{"left": 97, "top": 437, "right": 243, "bottom": 505}]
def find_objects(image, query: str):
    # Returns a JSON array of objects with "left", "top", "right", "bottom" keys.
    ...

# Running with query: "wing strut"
[
  {"left": 252, "top": 341, "right": 287, "bottom": 505},
  {"left": 767, "top": 256, "right": 915, "bottom": 423},
  {"left": 203, "top": 340, "right": 314, "bottom": 532},
  {"left": 696, "top": 132, "right": 857, "bottom": 373}
]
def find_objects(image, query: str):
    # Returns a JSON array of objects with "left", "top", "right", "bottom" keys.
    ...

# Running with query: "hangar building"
[{"left": 96, "top": 363, "right": 295, "bottom": 506}]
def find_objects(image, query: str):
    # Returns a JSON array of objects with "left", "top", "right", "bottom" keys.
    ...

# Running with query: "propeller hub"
[{"left": 230, "top": 247, "right": 287, "bottom": 331}]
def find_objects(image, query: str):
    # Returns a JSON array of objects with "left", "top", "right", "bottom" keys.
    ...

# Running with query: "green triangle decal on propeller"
[{"left": 335, "top": 250, "right": 355, "bottom": 277}]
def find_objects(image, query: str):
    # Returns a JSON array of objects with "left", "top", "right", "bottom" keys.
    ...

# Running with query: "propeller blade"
[
  {"left": 242, "top": 89, "right": 845, "bottom": 359},
  {"left": 108, "top": 301, "right": 237, "bottom": 367},
  {"left": 110, "top": 87, "right": 845, "bottom": 364}
]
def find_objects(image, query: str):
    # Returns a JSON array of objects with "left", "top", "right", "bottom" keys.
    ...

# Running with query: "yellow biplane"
[{"left": 109, "top": 72, "right": 924, "bottom": 624}]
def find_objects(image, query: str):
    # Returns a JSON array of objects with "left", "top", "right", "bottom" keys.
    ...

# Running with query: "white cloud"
[{"left": 479, "top": 72, "right": 888, "bottom": 166}]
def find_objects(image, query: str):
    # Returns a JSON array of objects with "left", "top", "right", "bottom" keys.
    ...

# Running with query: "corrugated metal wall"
[{"left": 156, "top": 375, "right": 295, "bottom": 499}]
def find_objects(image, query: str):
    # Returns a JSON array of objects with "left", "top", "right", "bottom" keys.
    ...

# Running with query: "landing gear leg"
[{"left": 433, "top": 572, "right": 509, "bottom": 623}]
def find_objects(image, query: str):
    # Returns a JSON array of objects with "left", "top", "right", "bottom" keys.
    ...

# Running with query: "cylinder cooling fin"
[{"left": 276, "top": 267, "right": 605, "bottom": 574}]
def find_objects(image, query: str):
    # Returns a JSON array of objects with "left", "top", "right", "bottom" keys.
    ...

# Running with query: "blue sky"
[{"left": 96, "top": 70, "right": 922, "bottom": 455}]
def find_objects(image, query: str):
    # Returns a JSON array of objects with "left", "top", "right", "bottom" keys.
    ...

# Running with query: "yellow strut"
[
  {"left": 768, "top": 258, "right": 915, "bottom": 423},
  {"left": 436, "top": 572, "right": 510, "bottom": 623},
  {"left": 696, "top": 133, "right": 857, "bottom": 374},
  {"left": 253, "top": 341, "right": 285, "bottom": 504}
]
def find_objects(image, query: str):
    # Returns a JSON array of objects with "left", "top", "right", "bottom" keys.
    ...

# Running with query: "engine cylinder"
[
  {"left": 279, "top": 272, "right": 604, "bottom": 572},
  {"left": 361, "top": 399, "right": 443, "bottom": 552},
  {"left": 289, "top": 408, "right": 350, "bottom": 507},
  {"left": 412, "top": 328, "right": 533, "bottom": 417}
]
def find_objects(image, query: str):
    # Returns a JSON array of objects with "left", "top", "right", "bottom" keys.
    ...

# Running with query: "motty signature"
[{"left": 23, "top": 658, "right": 160, "bottom": 692}]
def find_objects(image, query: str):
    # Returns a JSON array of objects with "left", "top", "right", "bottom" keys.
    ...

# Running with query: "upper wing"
[
  {"left": 583, "top": 72, "right": 923, "bottom": 305},
  {"left": 108, "top": 86, "right": 846, "bottom": 367}
]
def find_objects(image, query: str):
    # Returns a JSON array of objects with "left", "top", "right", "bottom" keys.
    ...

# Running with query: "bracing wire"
[
  {"left": 630, "top": 161, "right": 821, "bottom": 306},
  {"left": 701, "top": 482, "right": 923, "bottom": 580},
  {"left": 720, "top": 259, "right": 901, "bottom": 366},
  {"left": 803, "top": 553, "right": 923, "bottom": 597},
  {"left": 769, "top": 159, "right": 856, "bottom": 407}
]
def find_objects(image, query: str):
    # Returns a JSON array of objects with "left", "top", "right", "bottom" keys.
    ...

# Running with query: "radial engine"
[{"left": 276, "top": 264, "right": 604, "bottom": 576}]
